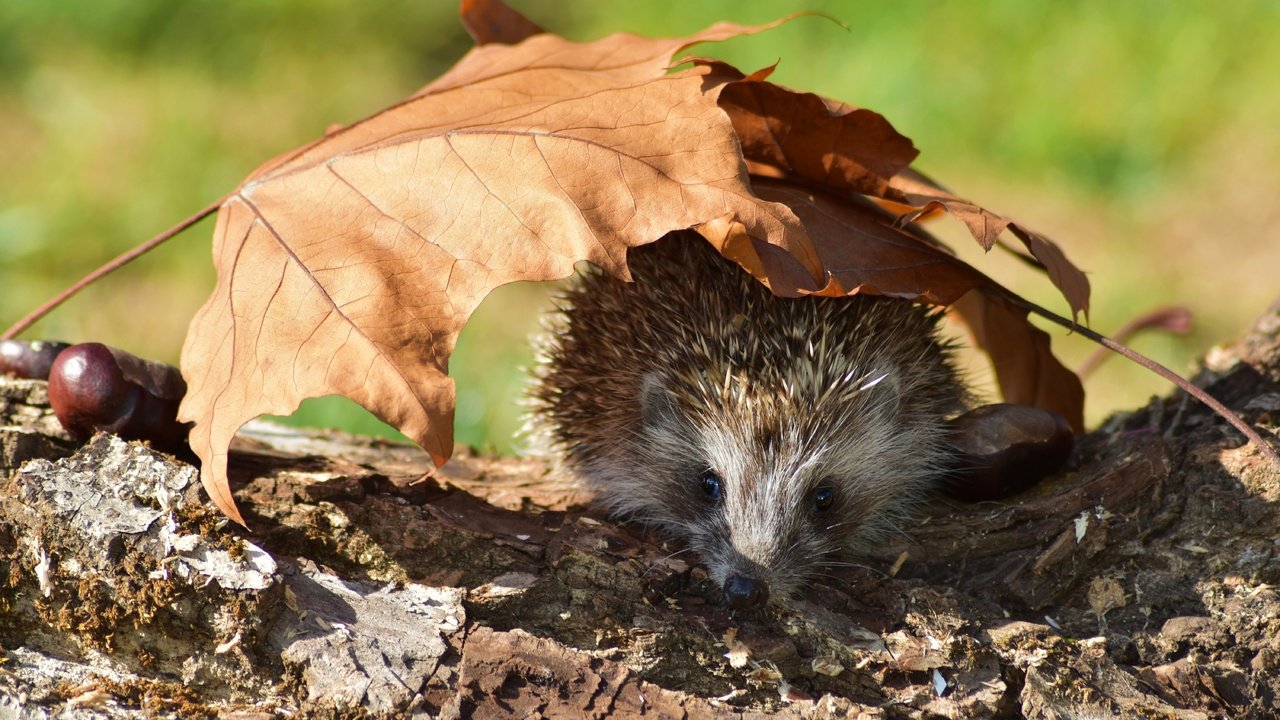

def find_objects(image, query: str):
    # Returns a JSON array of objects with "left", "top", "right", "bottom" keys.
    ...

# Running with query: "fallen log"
[{"left": 2, "top": 302, "right": 1279, "bottom": 718}]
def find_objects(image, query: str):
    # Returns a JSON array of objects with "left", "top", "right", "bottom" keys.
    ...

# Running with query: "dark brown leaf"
[
  {"left": 950, "top": 288, "right": 1086, "bottom": 432},
  {"left": 740, "top": 178, "right": 987, "bottom": 303},
  {"left": 461, "top": 0, "right": 544, "bottom": 45},
  {"left": 707, "top": 61, "right": 919, "bottom": 197}
]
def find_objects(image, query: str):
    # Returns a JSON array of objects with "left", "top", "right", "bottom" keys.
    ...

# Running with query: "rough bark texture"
[{"left": 2, "top": 303, "right": 1280, "bottom": 719}]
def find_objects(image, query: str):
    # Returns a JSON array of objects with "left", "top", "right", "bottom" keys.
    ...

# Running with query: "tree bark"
[{"left": 2, "top": 302, "right": 1279, "bottom": 719}]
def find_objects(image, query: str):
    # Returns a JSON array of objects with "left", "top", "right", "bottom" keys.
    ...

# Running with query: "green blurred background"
[{"left": 2, "top": 1, "right": 1278, "bottom": 453}]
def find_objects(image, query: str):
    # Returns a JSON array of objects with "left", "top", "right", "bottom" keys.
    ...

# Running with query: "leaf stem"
[{"left": 2, "top": 197, "right": 225, "bottom": 341}]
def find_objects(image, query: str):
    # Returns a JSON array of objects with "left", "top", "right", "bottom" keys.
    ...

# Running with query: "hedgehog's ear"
[{"left": 640, "top": 373, "right": 679, "bottom": 428}]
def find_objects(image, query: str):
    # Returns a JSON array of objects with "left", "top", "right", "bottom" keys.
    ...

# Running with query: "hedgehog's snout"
[{"left": 723, "top": 573, "right": 769, "bottom": 611}]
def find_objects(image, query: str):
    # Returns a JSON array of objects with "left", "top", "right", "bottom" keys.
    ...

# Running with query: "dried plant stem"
[
  {"left": 1000, "top": 289, "right": 1280, "bottom": 469},
  {"left": 1076, "top": 306, "right": 1193, "bottom": 379},
  {"left": 2, "top": 197, "right": 225, "bottom": 341}
]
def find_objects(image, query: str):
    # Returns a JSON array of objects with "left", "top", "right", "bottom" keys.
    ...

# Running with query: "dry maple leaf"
[
  {"left": 179, "top": 1, "right": 1088, "bottom": 523},
  {"left": 179, "top": 13, "right": 814, "bottom": 523}
]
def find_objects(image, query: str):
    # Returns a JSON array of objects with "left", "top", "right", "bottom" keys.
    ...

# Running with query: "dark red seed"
[
  {"left": 47, "top": 342, "right": 189, "bottom": 448},
  {"left": 0, "top": 339, "right": 71, "bottom": 380}
]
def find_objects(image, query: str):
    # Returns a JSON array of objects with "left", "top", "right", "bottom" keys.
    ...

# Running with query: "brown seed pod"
[
  {"left": 0, "top": 339, "right": 71, "bottom": 380},
  {"left": 47, "top": 342, "right": 190, "bottom": 449},
  {"left": 945, "top": 403, "right": 1074, "bottom": 501}
]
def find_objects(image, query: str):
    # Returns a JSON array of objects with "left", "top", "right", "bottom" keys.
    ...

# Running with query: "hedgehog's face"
[
  {"left": 623, "top": 370, "right": 948, "bottom": 611},
  {"left": 679, "top": 446, "right": 844, "bottom": 612}
]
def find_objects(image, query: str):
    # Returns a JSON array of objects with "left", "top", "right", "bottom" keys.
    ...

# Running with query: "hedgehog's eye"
[
  {"left": 814, "top": 485, "right": 835, "bottom": 512},
  {"left": 699, "top": 469, "right": 723, "bottom": 501}
]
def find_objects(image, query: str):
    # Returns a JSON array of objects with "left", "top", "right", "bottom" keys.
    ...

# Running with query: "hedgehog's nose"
[{"left": 723, "top": 574, "right": 769, "bottom": 611}]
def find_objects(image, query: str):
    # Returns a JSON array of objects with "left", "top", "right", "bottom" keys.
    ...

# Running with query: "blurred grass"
[{"left": 2, "top": 1, "right": 1277, "bottom": 453}]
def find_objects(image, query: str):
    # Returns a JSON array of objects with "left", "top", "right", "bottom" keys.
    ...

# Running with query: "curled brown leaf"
[{"left": 890, "top": 170, "right": 1092, "bottom": 322}]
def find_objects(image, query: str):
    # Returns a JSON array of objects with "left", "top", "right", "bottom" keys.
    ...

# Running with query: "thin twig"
[
  {"left": 2, "top": 197, "right": 226, "bottom": 340},
  {"left": 1076, "top": 306, "right": 1193, "bottom": 379},
  {"left": 997, "top": 289, "right": 1280, "bottom": 469}
]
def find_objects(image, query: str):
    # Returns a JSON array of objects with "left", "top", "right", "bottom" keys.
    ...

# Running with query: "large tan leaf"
[{"left": 178, "top": 19, "right": 813, "bottom": 523}]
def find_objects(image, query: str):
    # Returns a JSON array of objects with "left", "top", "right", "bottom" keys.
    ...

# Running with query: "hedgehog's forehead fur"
[{"left": 530, "top": 231, "right": 967, "bottom": 602}]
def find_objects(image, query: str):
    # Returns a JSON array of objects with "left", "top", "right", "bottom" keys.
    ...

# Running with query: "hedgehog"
[{"left": 529, "top": 230, "right": 969, "bottom": 611}]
